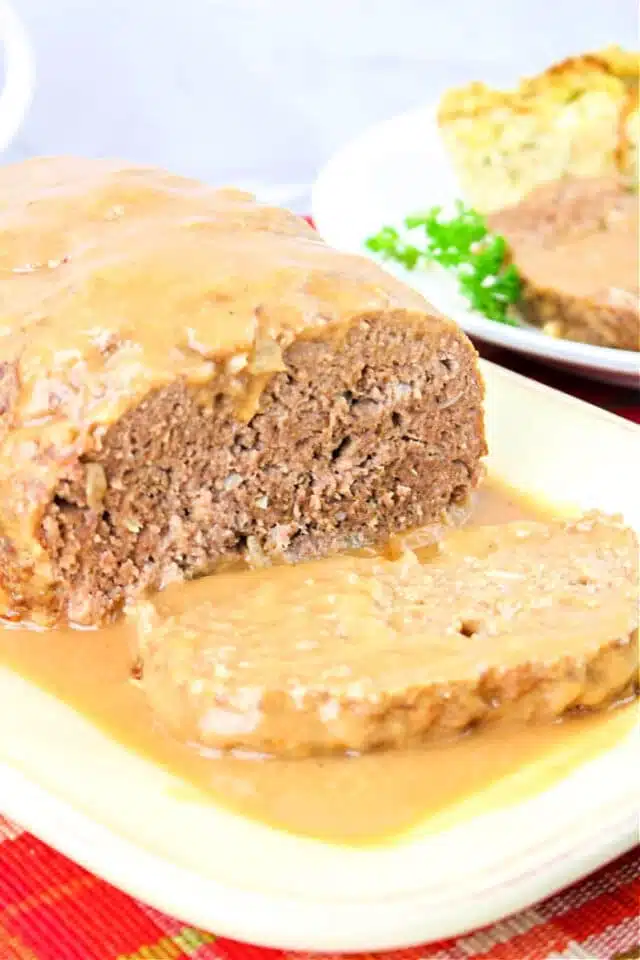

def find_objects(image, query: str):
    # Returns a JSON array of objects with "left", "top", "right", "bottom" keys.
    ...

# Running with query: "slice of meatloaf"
[
  {"left": 133, "top": 512, "right": 639, "bottom": 758},
  {"left": 488, "top": 176, "right": 639, "bottom": 351},
  {"left": 0, "top": 158, "right": 486, "bottom": 626}
]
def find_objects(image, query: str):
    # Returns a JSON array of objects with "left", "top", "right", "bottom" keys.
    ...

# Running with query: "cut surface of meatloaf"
[
  {"left": 0, "top": 157, "right": 486, "bottom": 625},
  {"left": 133, "top": 512, "right": 639, "bottom": 758},
  {"left": 488, "top": 176, "right": 639, "bottom": 351}
]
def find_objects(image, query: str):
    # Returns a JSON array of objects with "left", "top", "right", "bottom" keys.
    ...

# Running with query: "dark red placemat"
[{"left": 1, "top": 816, "right": 638, "bottom": 960}]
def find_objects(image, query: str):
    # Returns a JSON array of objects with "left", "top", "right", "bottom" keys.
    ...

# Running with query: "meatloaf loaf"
[
  {"left": 133, "top": 513, "right": 639, "bottom": 757},
  {"left": 488, "top": 176, "right": 639, "bottom": 351},
  {"left": 0, "top": 158, "right": 486, "bottom": 626}
]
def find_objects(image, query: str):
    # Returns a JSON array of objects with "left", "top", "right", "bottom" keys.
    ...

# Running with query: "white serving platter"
[
  {"left": 1, "top": 361, "right": 639, "bottom": 952},
  {"left": 312, "top": 103, "right": 640, "bottom": 388}
]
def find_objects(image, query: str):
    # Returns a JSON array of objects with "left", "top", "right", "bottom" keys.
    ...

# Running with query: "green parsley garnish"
[{"left": 366, "top": 201, "right": 521, "bottom": 325}]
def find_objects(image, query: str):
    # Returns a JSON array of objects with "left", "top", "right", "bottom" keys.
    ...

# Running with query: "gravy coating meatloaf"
[
  {"left": 488, "top": 176, "right": 639, "bottom": 351},
  {"left": 0, "top": 158, "right": 486, "bottom": 626},
  {"left": 134, "top": 513, "right": 639, "bottom": 757}
]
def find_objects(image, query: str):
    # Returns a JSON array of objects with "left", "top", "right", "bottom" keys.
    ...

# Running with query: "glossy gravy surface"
[{"left": 0, "top": 479, "right": 636, "bottom": 844}]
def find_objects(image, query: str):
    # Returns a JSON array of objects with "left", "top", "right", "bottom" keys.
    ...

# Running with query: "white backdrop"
[{"left": 4, "top": 0, "right": 639, "bottom": 210}]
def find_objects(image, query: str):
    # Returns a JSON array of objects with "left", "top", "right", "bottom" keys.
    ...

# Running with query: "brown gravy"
[{"left": 0, "top": 478, "right": 636, "bottom": 845}]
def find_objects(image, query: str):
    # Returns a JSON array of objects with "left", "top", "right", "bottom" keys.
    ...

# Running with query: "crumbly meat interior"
[{"left": 41, "top": 317, "right": 485, "bottom": 624}]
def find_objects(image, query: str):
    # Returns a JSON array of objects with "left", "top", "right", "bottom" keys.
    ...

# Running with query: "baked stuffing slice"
[{"left": 438, "top": 46, "right": 639, "bottom": 214}]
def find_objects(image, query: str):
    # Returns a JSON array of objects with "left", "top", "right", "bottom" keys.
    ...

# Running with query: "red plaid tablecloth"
[{"left": 1, "top": 347, "right": 639, "bottom": 960}]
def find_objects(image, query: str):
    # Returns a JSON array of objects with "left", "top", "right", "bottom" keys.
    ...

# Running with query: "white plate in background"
[
  {"left": 0, "top": 0, "right": 35, "bottom": 152},
  {"left": 1, "top": 362, "right": 638, "bottom": 952},
  {"left": 312, "top": 103, "right": 640, "bottom": 388}
]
